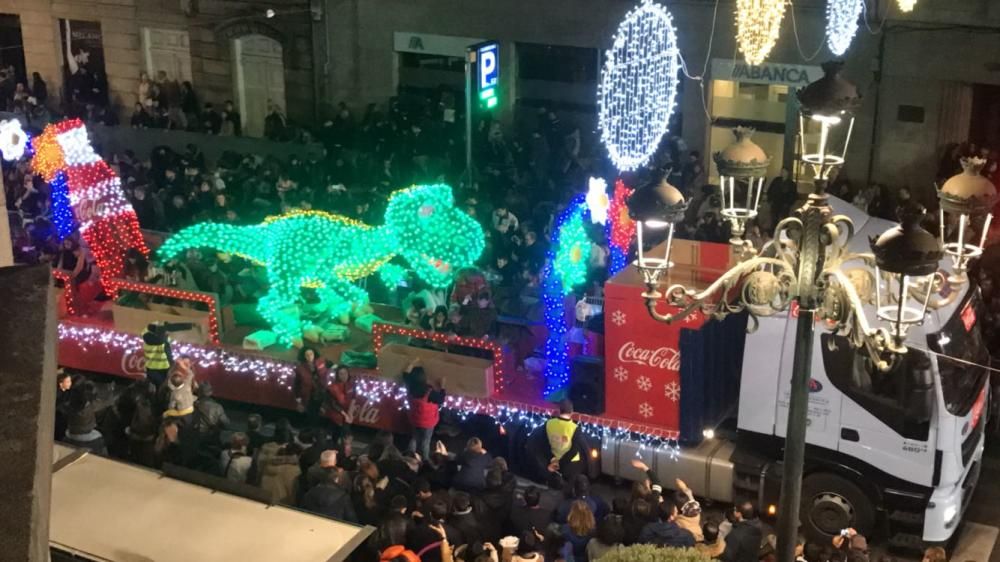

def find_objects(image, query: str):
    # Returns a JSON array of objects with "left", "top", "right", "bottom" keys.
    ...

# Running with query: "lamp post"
[
  {"left": 714, "top": 127, "right": 770, "bottom": 245},
  {"left": 628, "top": 64, "right": 953, "bottom": 562},
  {"left": 937, "top": 157, "right": 997, "bottom": 283}
]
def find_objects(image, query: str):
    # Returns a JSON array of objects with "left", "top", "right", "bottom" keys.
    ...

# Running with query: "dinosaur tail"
[{"left": 157, "top": 223, "right": 265, "bottom": 263}]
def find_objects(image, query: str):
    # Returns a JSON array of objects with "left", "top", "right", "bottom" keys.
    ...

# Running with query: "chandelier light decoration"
[
  {"left": 897, "top": 0, "right": 917, "bottom": 12},
  {"left": 735, "top": 0, "right": 786, "bottom": 65},
  {"left": 826, "top": 0, "right": 863, "bottom": 56},
  {"left": 598, "top": 0, "right": 680, "bottom": 171}
]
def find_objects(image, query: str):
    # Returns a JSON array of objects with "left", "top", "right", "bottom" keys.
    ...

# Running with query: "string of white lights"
[
  {"left": 860, "top": 0, "right": 891, "bottom": 35},
  {"left": 788, "top": 2, "right": 827, "bottom": 62}
]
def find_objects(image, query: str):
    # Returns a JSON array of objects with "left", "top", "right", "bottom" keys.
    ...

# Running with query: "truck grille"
[{"left": 962, "top": 418, "right": 984, "bottom": 467}]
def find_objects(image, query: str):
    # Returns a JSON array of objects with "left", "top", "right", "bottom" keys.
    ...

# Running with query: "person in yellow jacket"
[
  {"left": 545, "top": 399, "right": 589, "bottom": 482},
  {"left": 142, "top": 322, "right": 193, "bottom": 387}
]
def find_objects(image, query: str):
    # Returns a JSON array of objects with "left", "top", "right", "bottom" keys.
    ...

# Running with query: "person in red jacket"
[
  {"left": 402, "top": 358, "right": 446, "bottom": 461},
  {"left": 325, "top": 365, "right": 354, "bottom": 439},
  {"left": 294, "top": 346, "right": 331, "bottom": 426}
]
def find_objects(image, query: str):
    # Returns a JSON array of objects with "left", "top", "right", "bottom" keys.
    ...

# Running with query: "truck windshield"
[{"left": 927, "top": 291, "right": 990, "bottom": 417}]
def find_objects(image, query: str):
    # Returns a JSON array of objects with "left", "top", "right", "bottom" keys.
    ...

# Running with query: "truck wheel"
[{"left": 800, "top": 472, "right": 876, "bottom": 541}]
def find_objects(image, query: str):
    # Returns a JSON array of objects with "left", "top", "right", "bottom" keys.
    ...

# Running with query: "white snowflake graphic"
[
  {"left": 636, "top": 376, "right": 652, "bottom": 392},
  {"left": 613, "top": 366, "right": 629, "bottom": 382},
  {"left": 611, "top": 309, "right": 627, "bottom": 327},
  {"left": 639, "top": 402, "right": 654, "bottom": 418},
  {"left": 664, "top": 381, "right": 681, "bottom": 402}
]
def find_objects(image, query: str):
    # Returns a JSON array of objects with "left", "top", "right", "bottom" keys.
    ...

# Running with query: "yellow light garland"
[{"left": 735, "top": 0, "right": 786, "bottom": 66}]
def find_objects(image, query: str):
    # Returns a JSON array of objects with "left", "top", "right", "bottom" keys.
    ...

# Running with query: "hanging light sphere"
[
  {"left": 938, "top": 157, "right": 998, "bottom": 277},
  {"left": 714, "top": 127, "right": 770, "bottom": 244},
  {"left": 736, "top": 0, "right": 786, "bottom": 66},
  {"left": 897, "top": 0, "right": 917, "bottom": 12},
  {"left": 870, "top": 205, "right": 943, "bottom": 340},
  {"left": 826, "top": 0, "right": 863, "bottom": 56},
  {"left": 598, "top": 0, "right": 681, "bottom": 171}
]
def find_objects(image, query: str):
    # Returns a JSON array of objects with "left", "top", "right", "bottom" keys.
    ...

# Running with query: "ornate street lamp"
[
  {"left": 797, "top": 61, "right": 860, "bottom": 183},
  {"left": 633, "top": 63, "right": 954, "bottom": 562},
  {"left": 872, "top": 205, "right": 945, "bottom": 341},
  {"left": 938, "top": 157, "right": 997, "bottom": 281},
  {"left": 628, "top": 176, "right": 688, "bottom": 294},
  {"left": 714, "top": 127, "right": 770, "bottom": 245}
]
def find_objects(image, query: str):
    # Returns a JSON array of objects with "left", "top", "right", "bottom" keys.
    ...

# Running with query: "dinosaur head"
[{"left": 385, "top": 184, "right": 485, "bottom": 288}]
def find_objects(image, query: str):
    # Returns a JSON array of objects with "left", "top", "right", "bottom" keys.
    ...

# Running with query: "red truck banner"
[
  {"left": 603, "top": 282, "right": 705, "bottom": 430},
  {"left": 57, "top": 323, "right": 410, "bottom": 433}
]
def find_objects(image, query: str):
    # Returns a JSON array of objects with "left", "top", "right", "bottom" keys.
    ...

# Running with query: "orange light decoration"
[
  {"left": 32, "top": 119, "right": 149, "bottom": 295},
  {"left": 372, "top": 322, "right": 505, "bottom": 393}
]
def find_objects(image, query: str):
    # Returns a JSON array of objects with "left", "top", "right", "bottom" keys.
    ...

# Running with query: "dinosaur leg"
[
  {"left": 257, "top": 277, "right": 304, "bottom": 347},
  {"left": 316, "top": 278, "right": 370, "bottom": 324}
]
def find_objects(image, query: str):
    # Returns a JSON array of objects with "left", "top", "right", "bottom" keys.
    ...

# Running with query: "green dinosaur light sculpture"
[{"left": 158, "top": 184, "right": 485, "bottom": 345}]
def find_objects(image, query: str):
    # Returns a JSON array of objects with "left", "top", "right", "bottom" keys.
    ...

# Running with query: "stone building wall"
[{"left": 0, "top": 0, "right": 316, "bottom": 128}]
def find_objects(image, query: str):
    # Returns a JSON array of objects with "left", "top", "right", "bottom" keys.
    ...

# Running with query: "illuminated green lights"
[
  {"left": 158, "top": 184, "right": 485, "bottom": 346},
  {"left": 479, "top": 87, "right": 498, "bottom": 109}
]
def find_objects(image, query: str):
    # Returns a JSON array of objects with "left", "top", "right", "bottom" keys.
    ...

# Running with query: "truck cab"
[
  {"left": 736, "top": 200, "right": 988, "bottom": 547},
  {"left": 596, "top": 198, "right": 987, "bottom": 549}
]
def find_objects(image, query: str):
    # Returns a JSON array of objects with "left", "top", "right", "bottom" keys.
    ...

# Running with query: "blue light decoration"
[
  {"left": 826, "top": 0, "right": 863, "bottom": 56},
  {"left": 542, "top": 195, "right": 593, "bottom": 398},
  {"left": 49, "top": 171, "right": 76, "bottom": 240}
]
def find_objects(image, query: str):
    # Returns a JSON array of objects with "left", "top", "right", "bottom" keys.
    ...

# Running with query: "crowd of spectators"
[{"left": 59, "top": 355, "right": 910, "bottom": 562}]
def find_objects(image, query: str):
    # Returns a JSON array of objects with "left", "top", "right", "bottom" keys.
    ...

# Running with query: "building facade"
[
  {"left": 2, "top": 0, "right": 318, "bottom": 136},
  {"left": 319, "top": 0, "right": 1000, "bottom": 204}
]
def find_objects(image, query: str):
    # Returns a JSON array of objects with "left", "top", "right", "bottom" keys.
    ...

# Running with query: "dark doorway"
[
  {"left": 970, "top": 84, "right": 1000, "bottom": 150},
  {"left": 0, "top": 13, "right": 26, "bottom": 108}
]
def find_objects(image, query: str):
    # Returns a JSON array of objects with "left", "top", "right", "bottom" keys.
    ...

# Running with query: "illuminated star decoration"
[
  {"left": 31, "top": 119, "right": 149, "bottom": 293},
  {"left": 606, "top": 179, "right": 636, "bottom": 275},
  {"left": 158, "top": 184, "right": 485, "bottom": 345},
  {"left": 0, "top": 119, "right": 28, "bottom": 161},
  {"left": 542, "top": 195, "right": 593, "bottom": 398},
  {"left": 735, "top": 0, "right": 786, "bottom": 65},
  {"left": 586, "top": 177, "right": 610, "bottom": 225},
  {"left": 826, "top": 0, "right": 863, "bottom": 56},
  {"left": 598, "top": 0, "right": 680, "bottom": 171},
  {"left": 897, "top": 0, "right": 916, "bottom": 12}
]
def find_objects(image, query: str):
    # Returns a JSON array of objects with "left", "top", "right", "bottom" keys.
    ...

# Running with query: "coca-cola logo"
[
  {"left": 75, "top": 198, "right": 107, "bottom": 225},
  {"left": 121, "top": 349, "right": 146, "bottom": 376},
  {"left": 618, "top": 341, "right": 681, "bottom": 371},
  {"left": 348, "top": 398, "right": 381, "bottom": 425}
]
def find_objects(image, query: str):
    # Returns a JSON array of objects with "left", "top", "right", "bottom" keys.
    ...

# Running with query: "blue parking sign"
[{"left": 477, "top": 42, "right": 499, "bottom": 91}]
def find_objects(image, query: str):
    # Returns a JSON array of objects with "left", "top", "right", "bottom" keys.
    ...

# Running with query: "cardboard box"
[
  {"left": 112, "top": 304, "right": 210, "bottom": 344},
  {"left": 377, "top": 342, "right": 494, "bottom": 398}
]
